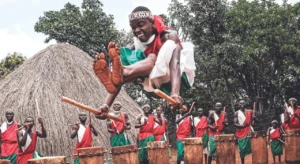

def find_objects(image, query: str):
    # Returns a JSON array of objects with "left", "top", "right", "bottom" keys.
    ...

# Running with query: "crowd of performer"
[{"left": 1, "top": 97, "right": 299, "bottom": 164}]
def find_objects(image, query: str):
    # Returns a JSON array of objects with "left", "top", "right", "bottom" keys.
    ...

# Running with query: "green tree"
[
  {"left": 0, "top": 52, "right": 26, "bottom": 79},
  {"left": 34, "top": 0, "right": 119, "bottom": 56}
]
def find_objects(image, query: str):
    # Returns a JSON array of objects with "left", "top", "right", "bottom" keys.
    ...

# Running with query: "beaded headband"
[{"left": 128, "top": 11, "right": 153, "bottom": 21}]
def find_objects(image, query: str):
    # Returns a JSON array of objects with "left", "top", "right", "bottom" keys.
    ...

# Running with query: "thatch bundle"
[{"left": 0, "top": 43, "right": 141, "bottom": 161}]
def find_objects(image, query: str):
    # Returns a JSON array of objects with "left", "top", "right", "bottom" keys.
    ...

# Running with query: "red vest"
[
  {"left": 74, "top": 124, "right": 92, "bottom": 155},
  {"left": 17, "top": 131, "right": 38, "bottom": 164},
  {"left": 235, "top": 110, "right": 252, "bottom": 139},
  {"left": 176, "top": 117, "right": 191, "bottom": 140},
  {"left": 286, "top": 107, "right": 300, "bottom": 130},
  {"left": 138, "top": 115, "right": 155, "bottom": 140},
  {"left": 110, "top": 112, "right": 126, "bottom": 136},
  {"left": 195, "top": 116, "right": 208, "bottom": 137},
  {"left": 270, "top": 128, "right": 281, "bottom": 139},
  {"left": 153, "top": 119, "right": 167, "bottom": 141},
  {"left": 1, "top": 122, "right": 19, "bottom": 156},
  {"left": 208, "top": 112, "right": 226, "bottom": 136}
]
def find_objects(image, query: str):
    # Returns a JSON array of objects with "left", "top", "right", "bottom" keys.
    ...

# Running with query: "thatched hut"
[{"left": 0, "top": 43, "right": 141, "bottom": 162}]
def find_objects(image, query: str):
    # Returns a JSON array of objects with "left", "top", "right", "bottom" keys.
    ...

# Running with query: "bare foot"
[
  {"left": 108, "top": 42, "right": 123, "bottom": 86},
  {"left": 93, "top": 53, "right": 117, "bottom": 94}
]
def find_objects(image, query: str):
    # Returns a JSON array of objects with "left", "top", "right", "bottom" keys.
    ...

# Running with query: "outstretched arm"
[
  {"left": 176, "top": 111, "right": 192, "bottom": 124},
  {"left": 37, "top": 118, "right": 47, "bottom": 138}
]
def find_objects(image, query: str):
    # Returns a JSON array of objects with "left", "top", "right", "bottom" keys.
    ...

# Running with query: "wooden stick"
[
  {"left": 35, "top": 99, "right": 40, "bottom": 117},
  {"left": 154, "top": 89, "right": 187, "bottom": 111},
  {"left": 61, "top": 96, "right": 123, "bottom": 122},
  {"left": 89, "top": 112, "right": 91, "bottom": 125},
  {"left": 252, "top": 102, "right": 257, "bottom": 124},
  {"left": 189, "top": 102, "right": 195, "bottom": 113}
]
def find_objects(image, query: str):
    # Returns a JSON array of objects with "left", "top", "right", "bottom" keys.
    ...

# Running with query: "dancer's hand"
[
  {"left": 170, "top": 94, "right": 184, "bottom": 110},
  {"left": 95, "top": 105, "right": 109, "bottom": 120}
]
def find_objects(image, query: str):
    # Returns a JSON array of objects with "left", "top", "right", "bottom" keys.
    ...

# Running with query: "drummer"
[
  {"left": 284, "top": 97, "right": 300, "bottom": 130},
  {"left": 71, "top": 112, "right": 98, "bottom": 164},
  {"left": 268, "top": 120, "right": 283, "bottom": 163}
]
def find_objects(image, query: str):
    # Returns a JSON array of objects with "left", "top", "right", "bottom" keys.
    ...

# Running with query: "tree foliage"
[
  {"left": 34, "top": 0, "right": 119, "bottom": 56},
  {"left": 0, "top": 52, "right": 26, "bottom": 79}
]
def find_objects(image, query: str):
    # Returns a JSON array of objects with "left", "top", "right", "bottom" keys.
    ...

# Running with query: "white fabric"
[
  {"left": 153, "top": 122, "right": 159, "bottom": 129},
  {"left": 0, "top": 122, "right": 7, "bottom": 133},
  {"left": 133, "top": 35, "right": 156, "bottom": 51},
  {"left": 21, "top": 130, "right": 32, "bottom": 152},
  {"left": 287, "top": 106, "right": 294, "bottom": 115},
  {"left": 140, "top": 40, "right": 196, "bottom": 92},
  {"left": 77, "top": 124, "right": 86, "bottom": 143},
  {"left": 237, "top": 110, "right": 246, "bottom": 125},
  {"left": 280, "top": 113, "right": 285, "bottom": 123},
  {"left": 270, "top": 128, "right": 275, "bottom": 134},
  {"left": 213, "top": 112, "right": 219, "bottom": 122},
  {"left": 193, "top": 117, "right": 201, "bottom": 126},
  {"left": 140, "top": 115, "right": 148, "bottom": 125}
]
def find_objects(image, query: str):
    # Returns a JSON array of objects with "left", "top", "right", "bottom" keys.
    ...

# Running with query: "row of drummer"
[{"left": 1, "top": 98, "right": 299, "bottom": 164}]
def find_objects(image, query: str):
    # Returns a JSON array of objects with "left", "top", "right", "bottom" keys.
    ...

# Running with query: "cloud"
[{"left": 0, "top": 24, "right": 53, "bottom": 60}]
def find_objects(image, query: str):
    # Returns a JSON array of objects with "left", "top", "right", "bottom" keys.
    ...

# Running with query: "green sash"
[
  {"left": 176, "top": 140, "right": 184, "bottom": 161},
  {"left": 138, "top": 135, "right": 155, "bottom": 162},
  {"left": 3, "top": 154, "right": 17, "bottom": 164},
  {"left": 208, "top": 136, "right": 216, "bottom": 156},
  {"left": 110, "top": 132, "right": 131, "bottom": 147},
  {"left": 202, "top": 132, "right": 209, "bottom": 149},
  {"left": 120, "top": 47, "right": 191, "bottom": 96},
  {"left": 271, "top": 139, "right": 283, "bottom": 156},
  {"left": 74, "top": 157, "right": 80, "bottom": 164},
  {"left": 238, "top": 137, "right": 252, "bottom": 158}
]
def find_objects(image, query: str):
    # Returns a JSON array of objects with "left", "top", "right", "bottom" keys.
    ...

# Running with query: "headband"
[{"left": 128, "top": 11, "right": 153, "bottom": 21}]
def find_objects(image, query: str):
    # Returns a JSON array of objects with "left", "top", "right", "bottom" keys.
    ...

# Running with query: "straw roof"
[{"left": 0, "top": 43, "right": 141, "bottom": 162}]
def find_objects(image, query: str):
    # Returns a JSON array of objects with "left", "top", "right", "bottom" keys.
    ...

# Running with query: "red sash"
[
  {"left": 176, "top": 117, "right": 191, "bottom": 140},
  {"left": 270, "top": 128, "right": 281, "bottom": 139},
  {"left": 235, "top": 110, "right": 252, "bottom": 139},
  {"left": 110, "top": 112, "right": 126, "bottom": 136},
  {"left": 195, "top": 116, "right": 208, "bottom": 137},
  {"left": 286, "top": 108, "right": 300, "bottom": 130},
  {"left": 208, "top": 112, "right": 225, "bottom": 136},
  {"left": 73, "top": 125, "right": 92, "bottom": 155},
  {"left": 17, "top": 131, "right": 37, "bottom": 164},
  {"left": 138, "top": 115, "right": 155, "bottom": 140},
  {"left": 1, "top": 122, "right": 19, "bottom": 156},
  {"left": 153, "top": 119, "right": 166, "bottom": 141}
]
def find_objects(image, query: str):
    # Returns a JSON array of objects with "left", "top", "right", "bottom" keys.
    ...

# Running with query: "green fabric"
[
  {"left": 120, "top": 47, "right": 191, "bottom": 96},
  {"left": 32, "top": 151, "right": 43, "bottom": 158},
  {"left": 74, "top": 157, "right": 80, "bottom": 164},
  {"left": 238, "top": 137, "right": 252, "bottom": 158},
  {"left": 176, "top": 140, "right": 184, "bottom": 161},
  {"left": 110, "top": 132, "right": 131, "bottom": 147},
  {"left": 208, "top": 136, "right": 216, "bottom": 156},
  {"left": 271, "top": 139, "right": 283, "bottom": 156},
  {"left": 3, "top": 154, "right": 17, "bottom": 164},
  {"left": 138, "top": 135, "right": 155, "bottom": 162},
  {"left": 202, "top": 132, "right": 209, "bottom": 149}
]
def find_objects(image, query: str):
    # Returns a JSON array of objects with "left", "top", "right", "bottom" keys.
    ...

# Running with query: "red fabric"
[
  {"left": 73, "top": 125, "right": 92, "bottom": 155},
  {"left": 153, "top": 119, "right": 166, "bottom": 141},
  {"left": 1, "top": 122, "right": 19, "bottom": 156},
  {"left": 270, "top": 128, "right": 281, "bottom": 139},
  {"left": 195, "top": 116, "right": 208, "bottom": 137},
  {"left": 286, "top": 107, "right": 300, "bottom": 130},
  {"left": 138, "top": 115, "right": 155, "bottom": 140},
  {"left": 110, "top": 112, "right": 126, "bottom": 136},
  {"left": 282, "top": 122, "right": 288, "bottom": 130},
  {"left": 176, "top": 117, "right": 191, "bottom": 140},
  {"left": 17, "top": 131, "right": 37, "bottom": 164},
  {"left": 208, "top": 112, "right": 226, "bottom": 136},
  {"left": 235, "top": 110, "right": 252, "bottom": 139}
]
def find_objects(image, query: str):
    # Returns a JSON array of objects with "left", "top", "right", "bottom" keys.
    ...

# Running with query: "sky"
[{"left": 0, "top": 0, "right": 298, "bottom": 60}]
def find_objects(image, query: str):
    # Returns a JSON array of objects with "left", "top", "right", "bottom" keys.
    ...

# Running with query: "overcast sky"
[{"left": 0, "top": 0, "right": 298, "bottom": 59}]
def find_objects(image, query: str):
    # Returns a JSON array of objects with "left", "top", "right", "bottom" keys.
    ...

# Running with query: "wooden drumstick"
[
  {"left": 35, "top": 99, "right": 40, "bottom": 117},
  {"left": 154, "top": 89, "right": 187, "bottom": 111},
  {"left": 252, "top": 102, "right": 257, "bottom": 124},
  {"left": 61, "top": 97, "right": 123, "bottom": 122}
]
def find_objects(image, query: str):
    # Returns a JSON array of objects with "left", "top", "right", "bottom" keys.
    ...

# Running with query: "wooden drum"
[
  {"left": 27, "top": 156, "right": 67, "bottom": 164},
  {"left": 0, "top": 160, "right": 10, "bottom": 164},
  {"left": 147, "top": 141, "right": 170, "bottom": 164},
  {"left": 77, "top": 147, "right": 106, "bottom": 164},
  {"left": 215, "top": 134, "right": 236, "bottom": 164},
  {"left": 284, "top": 130, "right": 300, "bottom": 164},
  {"left": 182, "top": 138, "right": 203, "bottom": 164},
  {"left": 251, "top": 131, "right": 268, "bottom": 164},
  {"left": 111, "top": 144, "right": 139, "bottom": 164}
]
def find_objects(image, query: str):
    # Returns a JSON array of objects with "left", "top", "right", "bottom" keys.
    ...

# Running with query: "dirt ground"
[{"left": 169, "top": 147, "right": 285, "bottom": 164}]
